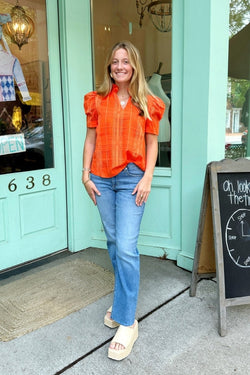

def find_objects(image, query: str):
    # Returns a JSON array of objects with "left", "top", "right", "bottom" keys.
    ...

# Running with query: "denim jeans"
[{"left": 91, "top": 163, "right": 145, "bottom": 326}]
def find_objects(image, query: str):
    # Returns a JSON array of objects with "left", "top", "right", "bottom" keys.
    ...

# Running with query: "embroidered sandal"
[
  {"left": 104, "top": 306, "right": 120, "bottom": 328},
  {"left": 108, "top": 320, "right": 138, "bottom": 361}
]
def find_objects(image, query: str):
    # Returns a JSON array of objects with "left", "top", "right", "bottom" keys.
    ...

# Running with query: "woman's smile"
[{"left": 110, "top": 48, "right": 133, "bottom": 85}]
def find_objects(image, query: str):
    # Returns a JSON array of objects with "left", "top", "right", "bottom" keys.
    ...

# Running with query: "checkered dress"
[{"left": 0, "top": 50, "right": 31, "bottom": 102}]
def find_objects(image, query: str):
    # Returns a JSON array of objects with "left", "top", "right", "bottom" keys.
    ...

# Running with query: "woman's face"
[{"left": 110, "top": 48, "right": 133, "bottom": 86}]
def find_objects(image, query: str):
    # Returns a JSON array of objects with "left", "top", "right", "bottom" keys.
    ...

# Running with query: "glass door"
[{"left": 0, "top": 0, "right": 67, "bottom": 270}]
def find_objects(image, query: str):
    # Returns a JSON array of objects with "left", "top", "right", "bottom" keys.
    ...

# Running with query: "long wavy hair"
[{"left": 97, "top": 41, "right": 152, "bottom": 119}]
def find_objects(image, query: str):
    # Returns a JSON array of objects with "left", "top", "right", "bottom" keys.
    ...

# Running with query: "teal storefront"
[{"left": 0, "top": 0, "right": 230, "bottom": 272}]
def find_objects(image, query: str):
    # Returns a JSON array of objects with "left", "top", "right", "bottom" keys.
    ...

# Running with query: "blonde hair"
[{"left": 97, "top": 41, "right": 152, "bottom": 119}]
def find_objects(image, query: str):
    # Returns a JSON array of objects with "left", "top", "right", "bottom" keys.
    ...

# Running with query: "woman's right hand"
[{"left": 82, "top": 178, "right": 101, "bottom": 205}]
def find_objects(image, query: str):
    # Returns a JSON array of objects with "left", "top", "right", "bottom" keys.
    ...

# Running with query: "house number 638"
[{"left": 8, "top": 174, "right": 51, "bottom": 192}]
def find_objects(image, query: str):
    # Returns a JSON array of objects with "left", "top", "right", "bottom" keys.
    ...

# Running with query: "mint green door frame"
[
  {"left": 0, "top": 0, "right": 67, "bottom": 270},
  {"left": 177, "top": 0, "right": 229, "bottom": 270},
  {"left": 59, "top": 0, "right": 182, "bottom": 259},
  {"left": 58, "top": 0, "right": 93, "bottom": 252},
  {"left": 59, "top": 0, "right": 229, "bottom": 272}
]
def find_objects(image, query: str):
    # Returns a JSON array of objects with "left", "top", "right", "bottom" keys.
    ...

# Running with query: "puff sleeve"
[
  {"left": 145, "top": 95, "right": 165, "bottom": 135},
  {"left": 84, "top": 91, "right": 98, "bottom": 128}
]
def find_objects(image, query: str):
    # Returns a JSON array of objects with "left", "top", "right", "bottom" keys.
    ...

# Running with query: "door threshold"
[{"left": 0, "top": 249, "right": 71, "bottom": 280}]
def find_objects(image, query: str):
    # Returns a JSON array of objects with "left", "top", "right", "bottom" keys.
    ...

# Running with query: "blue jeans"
[{"left": 91, "top": 163, "right": 145, "bottom": 326}]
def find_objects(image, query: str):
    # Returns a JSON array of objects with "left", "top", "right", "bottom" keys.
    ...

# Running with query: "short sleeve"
[
  {"left": 84, "top": 91, "right": 98, "bottom": 128},
  {"left": 145, "top": 95, "right": 165, "bottom": 135}
]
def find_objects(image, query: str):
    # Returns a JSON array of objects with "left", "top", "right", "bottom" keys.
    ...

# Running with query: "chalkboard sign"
[
  {"left": 217, "top": 172, "right": 250, "bottom": 298},
  {"left": 190, "top": 158, "right": 250, "bottom": 336}
]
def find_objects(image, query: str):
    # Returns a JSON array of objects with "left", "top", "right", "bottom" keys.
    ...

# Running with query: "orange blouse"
[{"left": 84, "top": 84, "right": 165, "bottom": 178}]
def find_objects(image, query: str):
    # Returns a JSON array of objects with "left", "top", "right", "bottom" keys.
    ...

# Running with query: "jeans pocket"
[{"left": 125, "top": 163, "right": 144, "bottom": 177}]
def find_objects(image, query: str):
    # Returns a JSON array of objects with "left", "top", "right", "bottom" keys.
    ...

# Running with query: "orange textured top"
[{"left": 84, "top": 84, "right": 165, "bottom": 178}]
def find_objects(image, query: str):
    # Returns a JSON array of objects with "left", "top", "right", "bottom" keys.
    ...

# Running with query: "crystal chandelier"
[
  {"left": 3, "top": 0, "right": 34, "bottom": 50},
  {"left": 136, "top": 0, "right": 172, "bottom": 33}
]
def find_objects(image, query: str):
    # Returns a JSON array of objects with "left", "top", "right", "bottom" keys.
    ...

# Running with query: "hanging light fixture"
[
  {"left": 3, "top": 0, "right": 34, "bottom": 50},
  {"left": 136, "top": 0, "right": 172, "bottom": 33}
]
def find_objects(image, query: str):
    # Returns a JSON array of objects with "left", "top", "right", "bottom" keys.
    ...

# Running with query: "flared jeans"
[{"left": 91, "top": 163, "right": 145, "bottom": 326}]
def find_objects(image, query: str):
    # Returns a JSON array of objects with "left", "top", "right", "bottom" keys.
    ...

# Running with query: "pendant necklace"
[{"left": 119, "top": 94, "right": 129, "bottom": 107}]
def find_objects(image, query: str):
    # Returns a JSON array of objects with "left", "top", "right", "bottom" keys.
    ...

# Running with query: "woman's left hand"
[{"left": 132, "top": 174, "right": 153, "bottom": 206}]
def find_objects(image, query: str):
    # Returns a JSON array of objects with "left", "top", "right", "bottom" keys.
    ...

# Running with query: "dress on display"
[
  {"left": 0, "top": 49, "right": 31, "bottom": 102},
  {"left": 0, "top": 19, "right": 31, "bottom": 103}
]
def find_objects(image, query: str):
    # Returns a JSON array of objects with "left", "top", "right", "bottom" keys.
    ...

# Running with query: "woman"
[{"left": 82, "top": 41, "right": 165, "bottom": 361}]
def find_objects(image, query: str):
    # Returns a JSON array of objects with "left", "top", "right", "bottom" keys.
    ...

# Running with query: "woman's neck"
[{"left": 115, "top": 82, "right": 129, "bottom": 95}]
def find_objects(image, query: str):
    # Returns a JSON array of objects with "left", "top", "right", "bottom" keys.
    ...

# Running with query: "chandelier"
[
  {"left": 3, "top": 0, "right": 34, "bottom": 50},
  {"left": 136, "top": 0, "right": 172, "bottom": 33}
]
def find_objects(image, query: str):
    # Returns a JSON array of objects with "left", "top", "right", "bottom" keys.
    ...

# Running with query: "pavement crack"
[
  {"left": 54, "top": 285, "right": 190, "bottom": 374},
  {"left": 53, "top": 337, "right": 112, "bottom": 375},
  {"left": 138, "top": 285, "right": 190, "bottom": 323}
]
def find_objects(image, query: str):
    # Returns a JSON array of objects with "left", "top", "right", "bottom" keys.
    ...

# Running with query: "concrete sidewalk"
[{"left": 0, "top": 248, "right": 249, "bottom": 375}]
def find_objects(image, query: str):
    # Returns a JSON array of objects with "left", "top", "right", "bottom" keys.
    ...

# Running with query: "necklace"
[
  {"left": 118, "top": 93, "right": 130, "bottom": 107},
  {"left": 120, "top": 99, "right": 128, "bottom": 106}
]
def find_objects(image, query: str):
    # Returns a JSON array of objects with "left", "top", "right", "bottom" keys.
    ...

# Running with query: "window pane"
[
  {"left": 225, "top": 1, "right": 250, "bottom": 160},
  {"left": 0, "top": 0, "right": 53, "bottom": 174},
  {"left": 91, "top": 0, "right": 172, "bottom": 167}
]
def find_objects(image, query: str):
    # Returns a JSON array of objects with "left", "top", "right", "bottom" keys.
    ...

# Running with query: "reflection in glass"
[
  {"left": 0, "top": 0, "right": 53, "bottom": 174},
  {"left": 225, "top": 1, "right": 250, "bottom": 159}
]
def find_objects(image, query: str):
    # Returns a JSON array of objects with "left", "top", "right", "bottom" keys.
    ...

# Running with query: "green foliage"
[
  {"left": 228, "top": 79, "right": 250, "bottom": 108},
  {"left": 229, "top": 0, "right": 250, "bottom": 36},
  {"left": 228, "top": 0, "right": 250, "bottom": 113}
]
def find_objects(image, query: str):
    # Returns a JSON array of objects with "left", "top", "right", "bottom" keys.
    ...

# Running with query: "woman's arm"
[
  {"left": 82, "top": 127, "right": 101, "bottom": 205},
  {"left": 133, "top": 133, "right": 158, "bottom": 206}
]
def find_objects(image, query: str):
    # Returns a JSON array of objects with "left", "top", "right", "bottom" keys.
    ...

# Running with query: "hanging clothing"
[
  {"left": 0, "top": 13, "right": 11, "bottom": 39},
  {"left": 0, "top": 49, "right": 31, "bottom": 102}
]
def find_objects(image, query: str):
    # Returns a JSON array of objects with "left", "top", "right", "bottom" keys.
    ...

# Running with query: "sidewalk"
[{"left": 0, "top": 248, "right": 249, "bottom": 375}]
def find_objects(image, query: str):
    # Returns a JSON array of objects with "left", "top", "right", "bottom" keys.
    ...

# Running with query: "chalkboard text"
[{"left": 223, "top": 179, "right": 250, "bottom": 206}]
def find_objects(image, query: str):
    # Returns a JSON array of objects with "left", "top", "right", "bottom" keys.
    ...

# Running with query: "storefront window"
[
  {"left": 225, "top": 0, "right": 250, "bottom": 159},
  {"left": 91, "top": 0, "right": 172, "bottom": 168},
  {"left": 0, "top": 0, "right": 53, "bottom": 174}
]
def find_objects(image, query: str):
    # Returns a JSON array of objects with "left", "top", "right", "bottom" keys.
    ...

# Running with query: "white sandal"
[
  {"left": 104, "top": 306, "right": 120, "bottom": 328},
  {"left": 108, "top": 320, "right": 138, "bottom": 361}
]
